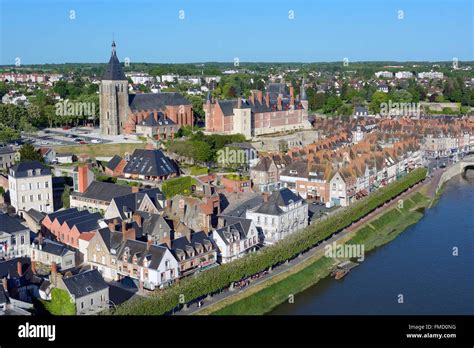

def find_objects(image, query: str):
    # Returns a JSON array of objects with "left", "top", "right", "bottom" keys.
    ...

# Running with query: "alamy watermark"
[
  {"left": 324, "top": 242, "right": 365, "bottom": 262},
  {"left": 217, "top": 147, "right": 247, "bottom": 167},
  {"left": 55, "top": 100, "right": 95, "bottom": 117},
  {"left": 380, "top": 100, "right": 420, "bottom": 117}
]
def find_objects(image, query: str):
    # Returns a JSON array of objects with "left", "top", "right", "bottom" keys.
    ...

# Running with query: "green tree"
[
  {"left": 19, "top": 143, "right": 44, "bottom": 162},
  {"left": 62, "top": 185, "right": 71, "bottom": 208},
  {"left": 369, "top": 91, "right": 389, "bottom": 114}
]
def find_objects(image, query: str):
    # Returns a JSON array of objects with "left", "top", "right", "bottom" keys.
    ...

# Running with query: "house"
[
  {"left": 329, "top": 172, "right": 355, "bottom": 207},
  {"left": 104, "top": 155, "right": 127, "bottom": 177},
  {"left": 169, "top": 231, "right": 217, "bottom": 276},
  {"left": 132, "top": 211, "right": 173, "bottom": 245},
  {"left": 135, "top": 111, "right": 179, "bottom": 141},
  {"left": 29, "top": 235, "right": 75, "bottom": 270},
  {"left": 353, "top": 106, "right": 368, "bottom": 118},
  {"left": 22, "top": 208, "right": 45, "bottom": 233},
  {"left": 116, "top": 239, "right": 179, "bottom": 290},
  {"left": 70, "top": 181, "right": 137, "bottom": 214},
  {"left": 250, "top": 157, "right": 280, "bottom": 192},
  {"left": 377, "top": 84, "right": 389, "bottom": 93},
  {"left": 0, "top": 146, "right": 16, "bottom": 171},
  {"left": 122, "top": 149, "right": 179, "bottom": 182},
  {"left": 0, "top": 257, "right": 40, "bottom": 304},
  {"left": 0, "top": 213, "right": 30, "bottom": 259},
  {"left": 39, "top": 148, "right": 56, "bottom": 164},
  {"left": 8, "top": 161, "right": 53, "bottom": 216},
  {"left": 55, "top": 269, "right": 109, "bottom": 315},
  {"left": 104, "top": 187, "right": 164, "bottom": 221},
  {"left": 55, "top": 153, "right": 75, "bottom": 164},
  {"left": 212, "top": 215, "right": 259, "bottom": 263},
  {"left": 42, "top": 208, "right": 103, "bottom": 248},
  {"left": 165, "top": 194, "right": 220, "bottom": 234},
  {"left": 246, "top": 188, "right": 308, "bottom": 245}
]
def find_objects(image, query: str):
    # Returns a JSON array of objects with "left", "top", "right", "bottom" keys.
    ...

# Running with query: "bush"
[
  {"left": 161, "top": 176, "right": 195, "bottom": 198},
  {"left": 43, "top": 288, "right": 76, "bottom": 315},
  {"left": 190, "top": 167, "right": 208, "bottom": 176},
  {"left": 112, "top": 168, "right": 427, "bottom": 315}
]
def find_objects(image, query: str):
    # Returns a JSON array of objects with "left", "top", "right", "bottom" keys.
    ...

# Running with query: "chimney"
[
  {"left": 146, "top": 236, "right": 152, "bottom": 250},
  {"left": 132, "top": 212, "right": 142, "bottom": 227},
  {"left": 77, "top": 165, "right": 89, "bottom": 193},
  {"left": 1, "top": 277, "right": 7, "bottom": 292},
  {"left": 249, "top": 91, "right": 254, "bottom": 105},
  {"left": 290, "top": 86, "right": 295, "bottom": 106},
  {"left": 154, "top": 110, "right": 158, "bottom": 121},
  {"left": 17, "top": 261, "right": 23, "bottom": 277},
  {"left": 31, "top": 261, "right": 37, "bottom": 274},
  {"left": 265, "top": 92, "right": 270, "bottom": 107},
  {"left": 37, "top": 232, "right": 44, "bottom": 245},
  {"left": 122, "top": 221, "right": 128, "bottom": 240},
  {"left": 51, "top": 262, "right": 58, "bottom": 286},
  {"left": 257, "top": 90, "right": 263, "bottom": 104},
  {"left": 237, "top": 97, "right": 242, "bottom": 108},
  {"left": 163, "top": 233, "right": 171, "bottom": 249},
  {"left": 262, "top": 193, "right": 269, "bottom": 202},
  {"left": 277, "top": 94, "right": 282, "bottom": 110},
  {"left": 131, "top": 186, "right": 139, "bottom": 193}
]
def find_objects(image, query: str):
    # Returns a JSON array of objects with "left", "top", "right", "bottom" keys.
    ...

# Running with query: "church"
[{"left": 99, "top": 41, "right": 193, "bottom": 136}]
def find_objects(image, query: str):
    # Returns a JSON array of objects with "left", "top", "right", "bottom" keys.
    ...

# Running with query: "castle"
[
  {"left": 99, "top": 41, "right": 193, "bottom": 136},
  {"left": 204, "top": 82, "right": 311, "bottom": 139}
]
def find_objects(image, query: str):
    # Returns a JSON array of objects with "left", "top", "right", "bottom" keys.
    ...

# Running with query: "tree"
[
  {"left": 62, "top": 185, "right": 71, "bottom": 208},
  {"left": 19, "top": 143, "right": 44, "bottom": 163},
  {"left": 0, "top": 127, "right": 20, "bottom": 144},
  {"left": 369, "top": 91, "right": 389, "bottom": 114}
]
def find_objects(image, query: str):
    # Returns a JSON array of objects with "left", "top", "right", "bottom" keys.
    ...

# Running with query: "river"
[{"left": 270, "top": 174, "right": 474, "bottom": 315}]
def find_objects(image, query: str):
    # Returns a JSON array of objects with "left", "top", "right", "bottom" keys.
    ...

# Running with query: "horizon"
[{"left": 1, "top": 0, "right": 473, "bottom": 65}]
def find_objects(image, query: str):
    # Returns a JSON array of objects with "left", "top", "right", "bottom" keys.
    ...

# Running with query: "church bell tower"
[{"left": 99, "top": 41, "right": 129, "bottom": 135}]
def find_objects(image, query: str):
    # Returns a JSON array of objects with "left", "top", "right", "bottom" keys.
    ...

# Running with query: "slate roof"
[
  {"left": 44, "top": 208, "right": 78, "bottom": 223},
  {"left": 102, "top": 42, "right": 126, "bottom": 81},
  {"left": 96, "top": 227, "right": 123, "bottom": 252},
  {"left": 63, "top": 212, "right": 101, "bottom": 230},
  {"left": 75, "top": 181, "right": 133, "bottom": 202},
  {"left": 54, "top": 210, "right": 91, "bottom": 226},
  {"left": 106, "top": 155, "right": 123, "bottom": 171},
  {"left": 254, "top": 188, "right": 302, "bottom": 216},
  {"left": 214, "top": 221, "right": 249, "bottom": 245},
  {"left": 218, "top": 215, "right": 253, "bottom": 236},
  {"left": 169, "top": 231, "right": 215, "bottom": 260},
  {"left": 128, "top": 92, "right": 190, "bottom": 112},
  {"left": 9, "top": 161, "right": 51, "bottom": 178},
  {"left": 123, "top": 149, "right": 178, "bottom": 177},
  {"left": 25, "top": 208, "right": 45, "bottom": 223},
  {"left": 0, "top": 146, "right": 15, "bottom": 155},
  {"left": 34, "top": 238, "right": 72, "bottom": 257},
  {"left": 62, "top": 269, "right": 108, "bottom": 298},
  {"left": 110, "top": 187, "right": 163, "bottom": 220},
  {"left": 267, "top": 83, "right": 290, "bottom": 100},
  {"left": 252, "top": 157, "right": 274, "bottom": 172},
  {"left": 139, "top": 112, "right": 177, "bottom": 127},
  {"left": 138, "top": 211, "right": 173, "bottom": 239},
  {"left": 0, "top": 213, "right": 28, "bottom": 234},
  {"left": 117, "top": 239, "right": 168, "bottom": 269}
]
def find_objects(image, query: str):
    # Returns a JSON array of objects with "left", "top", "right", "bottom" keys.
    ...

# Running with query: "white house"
[
  {"left": 8, "top": 161, "right": 53, "bottom": 217},
  {"left": 246, "top": 188, "right": 308, "bottom": 245},
  {"left": 212, "top": 216, "right": 259, "bottom": 263}
]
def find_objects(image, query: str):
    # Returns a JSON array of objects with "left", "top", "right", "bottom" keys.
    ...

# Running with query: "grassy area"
[
  {"left": 206, "top": 191, "right": 429, "bottom": 315},
  {"left": 53, "top": 142, "right": 146, "bottom": 158},
  {"left": 224, "top": 174, "right": 250, "bottom": 181},
  {"left": 190, "top": 166, "right": 209, "bottom": 176}
]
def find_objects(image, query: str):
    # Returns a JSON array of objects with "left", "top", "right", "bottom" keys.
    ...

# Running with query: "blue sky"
[{"left": 0, "top": 0, "right": 473, "bottom": 64}]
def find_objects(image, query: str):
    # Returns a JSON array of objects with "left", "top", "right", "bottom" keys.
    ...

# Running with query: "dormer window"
[
  {"left": 27, "top": 170, "right": 33, "bottom": 176},
  {"left": 290, "top": 170, "right": 297, "bottom": 175},
  {"left": 35, "top": 169, "right": 41, "bottom": 175}
]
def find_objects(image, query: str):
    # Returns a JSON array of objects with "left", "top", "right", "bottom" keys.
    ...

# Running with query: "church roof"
[
  {"left": 102, "top": 41, "right": 127, "bottom": 81},
  {"left": 128, "top": 93, "right": 191, "bottom": 112}
]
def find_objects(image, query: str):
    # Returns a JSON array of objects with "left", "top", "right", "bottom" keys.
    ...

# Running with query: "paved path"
[{"left": 176, "top": 176, "right": 431, "bottom": 315}]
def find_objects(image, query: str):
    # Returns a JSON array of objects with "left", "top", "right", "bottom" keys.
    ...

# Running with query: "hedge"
[{"left": 112, "top": 167, "right": 427, "bottom": 315}]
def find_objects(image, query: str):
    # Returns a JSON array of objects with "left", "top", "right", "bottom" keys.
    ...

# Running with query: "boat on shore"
[{"left": 331, "top": 260, "right": 359, "bottom": 280}]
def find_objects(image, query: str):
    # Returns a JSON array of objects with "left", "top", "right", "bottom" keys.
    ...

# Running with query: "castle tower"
[
  {"left": 300, "top": 77, "right": 308, "bottom": 111},
  {"left": 100, "top": 41, "right": 129, "bottom": 135}
]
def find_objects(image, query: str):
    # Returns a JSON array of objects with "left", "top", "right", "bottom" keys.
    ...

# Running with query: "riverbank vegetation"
[
  {"left": 111, "top": 168, "right": 427, "bottom": 315},
  {"left": 209, "top": 192, "right": 430, "bottom": 315}
]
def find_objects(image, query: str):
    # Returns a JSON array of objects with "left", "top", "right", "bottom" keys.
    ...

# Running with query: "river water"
[{"left": 271, "top": 174, "right": 474, "bottom": 315}]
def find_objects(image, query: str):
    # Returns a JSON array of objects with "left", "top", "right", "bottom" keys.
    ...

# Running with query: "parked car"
[
  {"left": 74, "top": 138, "right": 83, "bottom": 142},
  {"left": 90, "top": 139, "right": 101, "bottom": 144},
  {"left": 63, "top": 126, "right": 71, "bottom": 130},
  {"left": 79, "top": 140, "right": 87, "bottom": 144}
]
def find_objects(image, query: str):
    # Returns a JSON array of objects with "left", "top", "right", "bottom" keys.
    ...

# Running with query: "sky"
[{"left": 0, "top": 0, "right": 473, "bottom": 64}]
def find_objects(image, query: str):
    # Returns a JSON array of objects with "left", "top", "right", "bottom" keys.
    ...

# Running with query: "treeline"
[
  {"left": 166, "top": 132, "right": 246, "bottom": 164},
  {"left": 111, "top": 167, "right": 427, "bottom": 315}
]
